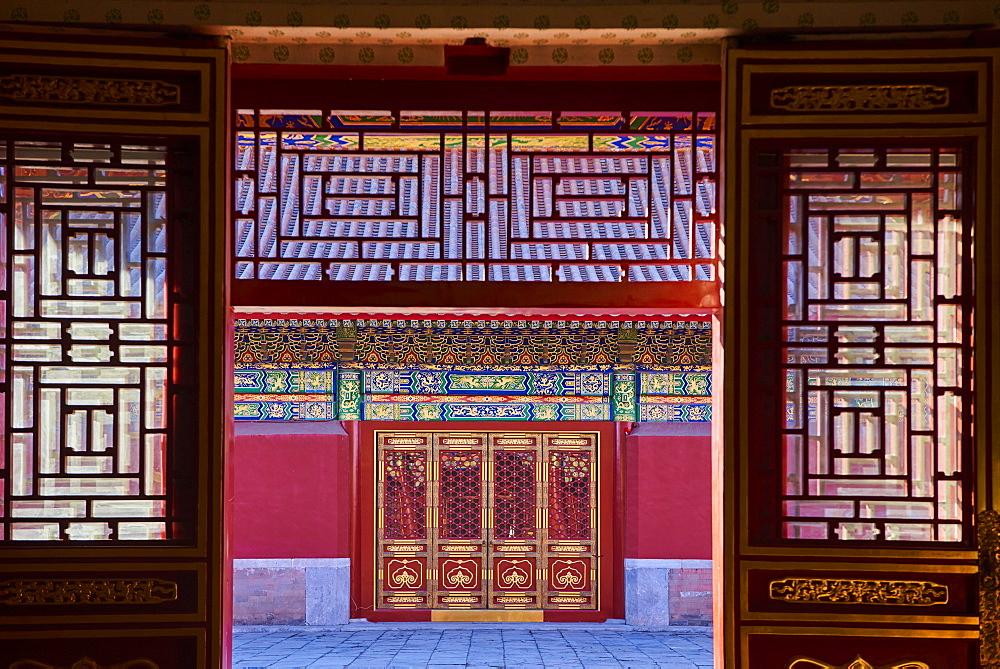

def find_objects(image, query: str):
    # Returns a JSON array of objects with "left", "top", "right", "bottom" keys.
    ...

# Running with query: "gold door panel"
[{"left": 376, "top": 431, "right": 598, "bottom": 611}]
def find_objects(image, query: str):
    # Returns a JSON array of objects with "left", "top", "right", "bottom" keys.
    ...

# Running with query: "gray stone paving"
[{"left": 233, "top": 622, "right": 713, "bottom": 668}]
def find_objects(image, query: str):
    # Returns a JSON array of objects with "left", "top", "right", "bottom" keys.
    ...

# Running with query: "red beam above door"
[{"left": 231, "top": 279, "right": 721, "bottom": 310}]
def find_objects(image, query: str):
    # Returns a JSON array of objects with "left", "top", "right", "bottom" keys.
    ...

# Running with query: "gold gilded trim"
[
  {"left": 787, "top": 657, "right": 928, "bottom": 669},
  {"left": 0, "top": 579, "right": 177, "bottom": 605},
  {"left": 0, "top": 74, "right": 180, "bottom": 106},
  {"left": 980, "top": 508, "right": 1000, "bottom": 667},
  {"left": 769, "top": 578, "right": 948, "bottom": 607},
  {"left": 9, "top": 658, "right": 159, "bottom": 669},
  {"left": 770, "top": 85, "right": 948, "bottom": 112},
  {"left": 430, "top": 609, "right": 543, "bottom": 622}
]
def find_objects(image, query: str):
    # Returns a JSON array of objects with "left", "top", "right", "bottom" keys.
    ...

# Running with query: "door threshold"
[{"left": 430, "top": 610, "right": 544, "bottom": 622}]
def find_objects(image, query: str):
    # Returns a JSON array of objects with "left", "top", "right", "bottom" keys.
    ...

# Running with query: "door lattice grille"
[{"left": 769, "top": 146, "right": 973, "bottom": 544}]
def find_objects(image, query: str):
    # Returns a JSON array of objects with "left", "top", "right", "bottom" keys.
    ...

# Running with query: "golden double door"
[{"left": 375, "top": 431, "right": 599, "bottom": 611}]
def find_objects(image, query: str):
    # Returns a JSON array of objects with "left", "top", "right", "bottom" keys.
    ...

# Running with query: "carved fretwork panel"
[
  {"left": 760, "top": 145, "right": 974, "bottom": 545},
  {"left": 0, "top": 32, "right": 226, "bottom": 669},
  {"left": 725, "top": 45, "right": 994, "bottom": 669},
  {"left": 232, "top": 109, "right": 718, "bottom": 286},
  {"left": 0, "top": 138, "right": 183, "bottom": 543},
  {"left": 375, "top": 431, "right": 598, "bottom": 611}
]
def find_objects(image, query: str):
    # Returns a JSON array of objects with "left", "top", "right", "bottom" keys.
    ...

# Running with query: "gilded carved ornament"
[
  {"left": 9, "top": 659, "right": 158, "bottom": 669},
  {"left": 0, "top": 578, "right": 177, "bottom": 605},
  {"left": 787, "top": 657, "right": 928, "bottom": 669},
  {"left": 770, "top": 85, "right": 949, "bottom": 112},
  {"left": 980, "top": 508, "right": 1000, "bottom": 667},
  {"left": 0, "top": 74, "right": 180, "bottom": 106},
  {"left": 769, "top": 578, "right": 948, "bottom": 606}
]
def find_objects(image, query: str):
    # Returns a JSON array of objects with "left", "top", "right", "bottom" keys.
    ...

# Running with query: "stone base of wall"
[
  {"left": 234, "top": 557, "right": 709, "bottom": 626},
  {"left": 624, "top": 559, "right": 712, "bottom": 626},
  {"left": 233, "top": 558, "right": 350, "bottom": 626}
]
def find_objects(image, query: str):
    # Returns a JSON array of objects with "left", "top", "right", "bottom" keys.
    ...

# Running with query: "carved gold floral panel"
[
  {"left": 770, "top": 85, "right": 949, "bottom": 112},
  {"left": 788, "top": 656, "right": 929, "bottom": 669},
  {"left": 769, "top": 578, "right": 948, "bottom": 606},
  {"left": 0, "top": 578, "right": 177, "bottom": 605}
]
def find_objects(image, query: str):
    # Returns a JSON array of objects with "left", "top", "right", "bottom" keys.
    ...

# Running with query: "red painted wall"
[
  {"left": 625, "top": 423, "right": 712, "bottom": 559},
  {"left": 232, "top": 420, "right": 710, "bottom": 563},
  {"left": 232, "top": 422, "right": 351, "bottom": 558}
]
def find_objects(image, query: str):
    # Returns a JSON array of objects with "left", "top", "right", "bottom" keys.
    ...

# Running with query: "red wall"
[
  {"left": 625, "top": 424, "right": 712, "bottom": 559},
  {"left": 232, "top": 422, "right": 351, "bottom": 558},
  {"left": 232, "top": 419, "right": 711, "bottom": 562}
]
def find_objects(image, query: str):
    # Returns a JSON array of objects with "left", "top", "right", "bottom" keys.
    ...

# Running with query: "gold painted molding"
[
  {"left": 0, "top": 74, "right": 180, "bottom": 106},
  {"left": 430, "top": 609, "right": 543, "bottom": 622},
  {"left": 9, "top": 658, "right": 158, "bottom": 669},
  {"left": 769, "top": 578, "right": 948, "bottom": 607},
  {"left": 770, "top": 85, "right": 949, "bottom": 112},
  {"left": 788, "top": 657, "right": 929, "bottom": 669},
  {"left": 980, "top": 508, "right": 1000, "bottom": 667},
  {"left": 0, "top": 579, "right": 177, "bottom": 605}
]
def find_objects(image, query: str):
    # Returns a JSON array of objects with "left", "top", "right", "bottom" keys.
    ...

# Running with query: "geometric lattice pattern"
[
  {"left": 376, "top": 431, "right": 598, "bottom": 611},
  {"left": 494, "top": 450, "right": 537, "bottom": 540},
  {"left": 1, "top": 139, "right": 175, "bottom": 542},
  {"left": 233, "top": 318, "right": 712, "bottom": 423},
  {"left": 233, "top": 110, "right": 717, "bottom": 283},
  {"left": 779, "top": 147, "right": 971, "bottom": 543},
  {"left": 439, "top": 451, "right": 483, "bottom": 540},
  {"left": 382, "top": 450, "right": 428, "bottom": 540},
  {"left": 548, "top": 451, "right": 593, "bottom": 540}
]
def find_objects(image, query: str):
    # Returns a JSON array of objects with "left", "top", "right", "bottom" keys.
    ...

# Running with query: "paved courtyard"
[{"left": 233, "top": 622, "right": 713, "bottom": 668}]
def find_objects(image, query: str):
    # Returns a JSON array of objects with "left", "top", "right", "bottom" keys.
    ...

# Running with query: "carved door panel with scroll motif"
[{"left": 722, "top": 44, "right": 999, "bottom": 668}]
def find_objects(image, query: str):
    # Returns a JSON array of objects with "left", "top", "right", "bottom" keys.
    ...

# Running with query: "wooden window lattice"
[
  {"left": 775, "top": 147, "right": 972, "bottom": 543},
  {"left": 233, "top": 110, "right": 717, "bottom": 283},
  {"left": 0, "top": 138, "right": 180, "bottom": 542}
]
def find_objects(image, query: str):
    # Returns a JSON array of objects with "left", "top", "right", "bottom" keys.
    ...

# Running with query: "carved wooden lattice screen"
[
  {"left": 774, "top": 146, "right": 972, "bottom": 545},
  {"left": 0, "top": 34, "right": 227, "bottom": 668},
  {"left": 723, "top": 45, "right": 997, "bottom": 669},
  {"left": 376, "top": 431, "right": 598, "bottom": 612},
  {"left": 2, "top": 139, "right": 179, "bottom": 542},
  {"left": 233, "top": 109, "right": 717, "bottom": 284}
]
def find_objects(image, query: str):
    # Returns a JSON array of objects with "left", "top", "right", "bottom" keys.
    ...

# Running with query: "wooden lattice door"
[
  {"left": 722, "top": 42, "right": 1000, "bottom": 668},
  {"left": 0, "top": 32, "right": 228, "bottom": 667},
  {"left": 376, "top": 431, "right": 599, "bottom": 614}
]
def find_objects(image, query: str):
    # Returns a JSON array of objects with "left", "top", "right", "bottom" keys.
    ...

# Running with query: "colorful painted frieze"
[{"left": 233, "top": 319, "right": 712, "bottom": 422}]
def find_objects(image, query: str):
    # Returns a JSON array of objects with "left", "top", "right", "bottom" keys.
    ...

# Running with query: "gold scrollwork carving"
[
  {"left": 769, "top": 577, "right": 948, "bottom": 606},
  {"left": 10, "top": 657, "right": 159, "bottom": 669},
  {"left": 788, "top": 657, "right": 929, "bottom": 669},
  {"left": 0, "top": 74, "right": 181, "bottom": 106},
  {"left": 980, "top": 508, "right": 1000, "bottom": 667},
  {"left": 770, "top": 85, "right": 949, "bottom": 112},
  {"left": 0, "top": 578, "right": 177, "bottom": 605}
]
